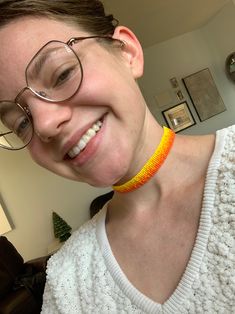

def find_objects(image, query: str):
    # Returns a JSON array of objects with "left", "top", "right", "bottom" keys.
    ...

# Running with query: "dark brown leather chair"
[{"left": 0, "top": 236, "right": 49, "bottom": 314}]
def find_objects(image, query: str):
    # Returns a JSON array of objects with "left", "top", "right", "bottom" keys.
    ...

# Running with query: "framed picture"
[
  {"left": 155, "top": 90, "right": 174, "bottom": 108},
  {"left": 162, "top": 101, "right": 196, "bottom": 133},
  {"left": 176, "top": 89, "right": 184, "bottom": 101},
  {"left": 169, "top": 77, "right": 179, "bottom": 88},
  {"left": 182, "top": 68, "right": 226, "bottom": 121},
  {"left": 0, "top": 136, "right": 12, "bottom": 148},
  {"left": 0, "top": 201, "right": 12, "bottom": 235}
]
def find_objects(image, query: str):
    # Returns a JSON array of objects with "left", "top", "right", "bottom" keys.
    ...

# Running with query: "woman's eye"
[
  {"left": 15, "top": 117, "right": 31, "bottom": 137},
  {"left": 54, "top": 67, "right": 75, "bottom": 87}
]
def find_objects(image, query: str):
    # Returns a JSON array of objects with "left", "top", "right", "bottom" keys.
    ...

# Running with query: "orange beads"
[{"left": 113, "top": 127, "right": 175, "bottom": 193}]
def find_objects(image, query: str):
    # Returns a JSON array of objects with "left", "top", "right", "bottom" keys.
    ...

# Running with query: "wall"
[
  {"left": 0, "top": 148, "right": 108, "bottom": 260},
  {"left": 139, "top": 0, "right": 235, "bottom": 135}
]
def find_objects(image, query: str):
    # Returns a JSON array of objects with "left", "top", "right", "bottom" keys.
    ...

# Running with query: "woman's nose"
[{"left": 27, "top": 97, "right": 72, "bottom": 142}]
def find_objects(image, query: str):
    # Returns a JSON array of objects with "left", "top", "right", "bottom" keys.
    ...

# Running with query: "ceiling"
[{"left": 102, "top": 0, "right": 230, "bottom": 48}]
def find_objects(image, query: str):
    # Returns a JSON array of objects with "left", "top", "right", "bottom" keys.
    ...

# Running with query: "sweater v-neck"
[{"left": 96, "top": 128, "right": 227, "bottom": 314}]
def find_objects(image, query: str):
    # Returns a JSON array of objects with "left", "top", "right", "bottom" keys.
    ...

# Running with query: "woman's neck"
[
  {"left": 107, "top": 132, "right": 216, "bottom": 222},
  {"left": 113, "top": 126, "right": 175, "bottom": 193}
]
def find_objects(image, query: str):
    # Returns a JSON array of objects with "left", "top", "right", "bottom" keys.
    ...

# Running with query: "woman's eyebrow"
[
  {"left": 0, "top": 104, "right": 17, "bottom": 129},
  {"left": 28, "top": 46, "right": 66, "bottom": 78},
  {"left": 29, "top": 51, "right": 52, "bottom": 78}
]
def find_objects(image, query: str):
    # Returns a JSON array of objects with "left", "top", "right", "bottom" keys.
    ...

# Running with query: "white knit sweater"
[{"left": 41, "top": 125, "right": 235, "bottom": 314}]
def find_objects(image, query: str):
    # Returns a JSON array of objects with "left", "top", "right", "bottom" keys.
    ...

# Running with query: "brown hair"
[{"left": 0, "top": 0, "right": 118, "bottom": 35}]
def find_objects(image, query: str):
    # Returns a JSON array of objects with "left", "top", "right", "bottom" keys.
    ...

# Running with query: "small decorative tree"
[{"left": 52, "top": 211, "right": 72, "bottom": 242}]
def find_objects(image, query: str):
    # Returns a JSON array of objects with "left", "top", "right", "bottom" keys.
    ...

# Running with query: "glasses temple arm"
[{"left": 0, "top": 131, "right": 12, "bottom": 136}]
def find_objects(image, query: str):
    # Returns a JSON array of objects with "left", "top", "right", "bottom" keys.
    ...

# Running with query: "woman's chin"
[{"left": 84, "top": 177, "right": 116, "bottom": 188}]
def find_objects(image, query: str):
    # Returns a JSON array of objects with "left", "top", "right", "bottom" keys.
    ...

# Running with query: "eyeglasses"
[{"left": 0, "top": 35, "right": 123, "bottom": 150}]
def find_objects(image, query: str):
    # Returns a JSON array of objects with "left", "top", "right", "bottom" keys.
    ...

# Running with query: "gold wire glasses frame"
[{"left": 0, "top": 35, "right": 123, "bottom": 150}]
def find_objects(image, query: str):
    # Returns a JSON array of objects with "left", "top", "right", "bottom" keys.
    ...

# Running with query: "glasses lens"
[
  {"left": 0, "top": 102, "right": 33, "bottom": 150},
  {"left": 26, "top": 41, "right": 82, "bottom": 102}
]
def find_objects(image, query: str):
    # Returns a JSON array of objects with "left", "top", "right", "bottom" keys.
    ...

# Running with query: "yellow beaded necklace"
[{"left": 112, "top": 126, "right": 175, "bottom": 193}]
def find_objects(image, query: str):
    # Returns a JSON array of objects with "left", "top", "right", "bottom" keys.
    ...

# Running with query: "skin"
[
  {"left": 0, "top": 17, "right": 160, "bottom": 187},
  {"left": 0, "top": 17, "right": 216, "bottom": 303}
]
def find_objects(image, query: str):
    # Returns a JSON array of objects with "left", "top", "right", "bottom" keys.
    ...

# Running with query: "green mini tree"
[{"left": 52, "top": 211, "right": 72, "bottom": 242}]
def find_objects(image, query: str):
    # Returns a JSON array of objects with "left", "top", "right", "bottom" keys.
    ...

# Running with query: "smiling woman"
[{"left": 0, "top": 0, "right": 235, "bottom": 313}]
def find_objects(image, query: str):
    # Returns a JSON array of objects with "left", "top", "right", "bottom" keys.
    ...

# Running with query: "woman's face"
[{"left": 0, "top": 17, "right": 147, "bottom": 187}]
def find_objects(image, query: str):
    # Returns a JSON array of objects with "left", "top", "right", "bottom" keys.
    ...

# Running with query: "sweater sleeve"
[{"left": 41, "top": 280, "right": 59, "bottom": 314}]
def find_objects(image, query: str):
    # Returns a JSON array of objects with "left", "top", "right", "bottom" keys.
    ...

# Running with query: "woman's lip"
[
  {"left": 67, "top": 115, "right": 106, "bottom": 167},
  {"left": 62, "top": 115, "right": 105, "bottom": 159}
]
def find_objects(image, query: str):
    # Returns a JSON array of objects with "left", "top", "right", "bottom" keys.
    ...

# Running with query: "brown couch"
[
  {"left": 0, "top": 236, "right": 50, "bottom": 314},
  {"left": 90, "top": 191, "right": 114, "bottom": 218}
]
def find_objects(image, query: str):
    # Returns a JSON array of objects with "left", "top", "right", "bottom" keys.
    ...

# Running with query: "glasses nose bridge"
[{"left": 15, "top": 86, "right": 35, "bottom": 105}]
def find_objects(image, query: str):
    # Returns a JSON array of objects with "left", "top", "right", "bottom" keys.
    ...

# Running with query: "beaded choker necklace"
[{"left": 112, "top": 126, "right": 175, "bottom": 193}]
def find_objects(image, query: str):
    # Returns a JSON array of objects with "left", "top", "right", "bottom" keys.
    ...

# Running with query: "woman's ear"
[{"left": 112, "top": 26, "right": 144, "bottom": 79}]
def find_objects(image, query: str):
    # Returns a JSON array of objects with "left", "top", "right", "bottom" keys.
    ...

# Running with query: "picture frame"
[
  {"left": 182, "top": 68, "right": 226, "bottom": 121},
  {"left": 176, "top": 89, "right": 184, "bottom": 101},
  {"left": 155, "top": 90, "right": 174, "bottom": 108},
  {"left": 0, "top": 200, "right": 12, "bottom": 235},
  {"left": 162, "top": 101, "right": 196, "bottom": 133},
  {"left": 169, "top": 77, "right": 179, "bottom": 88},
  {"left": 0, "top": 135, "right": 12, "bottom": 148}
]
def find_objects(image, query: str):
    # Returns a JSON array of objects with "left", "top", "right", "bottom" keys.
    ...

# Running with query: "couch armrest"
[
  {"left": 25, "top": 255, "right": 51, "bottom": 273},
  {"left": 0, "top": 287, "right": 40, "bottom": 314}
]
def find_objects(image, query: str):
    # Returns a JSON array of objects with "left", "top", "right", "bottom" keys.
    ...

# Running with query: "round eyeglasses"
[{"left": 0, "top": 35, "right": 123, "bottom": 150}]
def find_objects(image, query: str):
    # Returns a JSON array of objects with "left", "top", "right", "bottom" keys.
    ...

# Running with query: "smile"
[{"left": 67, "top": 120, "right": 103, "bottom": 158}]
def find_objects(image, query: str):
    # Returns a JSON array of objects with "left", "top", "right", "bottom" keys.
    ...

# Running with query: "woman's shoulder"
[
  {"left": 216, "top": 124, "right": 235, "bottom": 138},
  {"left": 216, "top": 124, "right": 235, "bottom": 155},
  {"left": 42, "top": 210, "right": 108, "bottom": 313},
  {"left": 46, "top": 211, "right": 103, "bottom": 280},
  {"left": 214, "top": 124, "right": 235, "bottom": 202},
  {"left": 210, "top": 124, "right": 235, "bottom": 162}
]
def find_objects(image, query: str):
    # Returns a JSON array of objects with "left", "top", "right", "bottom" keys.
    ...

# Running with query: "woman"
[{"left": 0, "top": 1, "right": 234, "bottom": 313}]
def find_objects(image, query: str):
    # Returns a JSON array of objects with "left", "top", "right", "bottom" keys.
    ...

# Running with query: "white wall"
[
  {"left": 0, "top": 148, "right": 108, "bottom": 260},
  {"left": 139, "top": 0, "right": 235, "bottom": 135}
]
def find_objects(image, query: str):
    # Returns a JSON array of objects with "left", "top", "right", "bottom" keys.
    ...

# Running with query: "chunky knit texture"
[{"left": 41, "top": 125, "right": 235, "bottom": 314}]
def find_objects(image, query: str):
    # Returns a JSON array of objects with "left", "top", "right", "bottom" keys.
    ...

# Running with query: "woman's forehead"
[
  {"left": 0, "top": 16, "right": 84, "bottom": 58},
  {"left": 0, "top": 16, "right": 85, "bottom": 98}
]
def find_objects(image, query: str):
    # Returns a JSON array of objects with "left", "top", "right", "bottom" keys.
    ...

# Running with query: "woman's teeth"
[{"left": 68, "top": 120, "right": 102, "bottom": 158}]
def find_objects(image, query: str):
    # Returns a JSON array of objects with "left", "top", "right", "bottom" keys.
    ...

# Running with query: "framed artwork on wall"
[
  {"left": 0, "top": 201, "right": 12, "bottom": 235},
  {"left": 0, "top": 136, "right": 11, "bottom": 148},
  {"left": 169, "top": 77, "right": 179, "bottom": 88},
  {"left": 182, "top": 68, "right": 226, "bottom": 121},
  {"left": 162, "top": 101, "right": 196, "bottom": 133}
]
